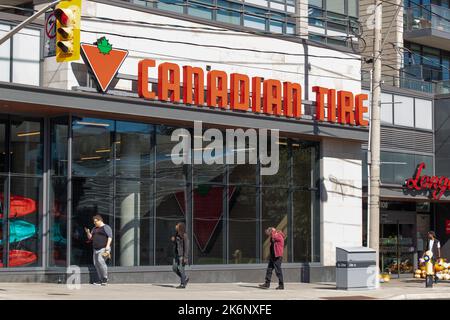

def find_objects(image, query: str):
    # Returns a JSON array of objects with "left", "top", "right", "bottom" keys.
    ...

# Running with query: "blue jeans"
[{"left": 172, "top": 257, "right": 187, "bottom": 285}]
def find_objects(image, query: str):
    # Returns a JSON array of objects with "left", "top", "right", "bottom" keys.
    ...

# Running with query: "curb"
[{"left": 387, "top": 292, "right": 450, "bottom": 300}]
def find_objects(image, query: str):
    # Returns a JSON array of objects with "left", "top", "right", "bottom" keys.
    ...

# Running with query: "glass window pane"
[
  {"left": 72, "top": 117, "right": 114, "bottom": 176},
  {"left": 71, "top": 177, "right": 114, "bottom": 266},
  {"left": 217, "top": 1, "right": 242, "bottom": 25},
  {"left": 262, "top": 138, "right": 288, "bottom": 186},
  {"left": 115, "top": 178, "right": 153, "bottom": 266},
  {"left": 293, "top": 191, "right": 312, "bottom": 262},
  {"left": 229, "top": 186, "right": 257, "bottom": 263},
  {"left": 49, "top": 178, "right": 67, "bottom": 267},
  {"left": 51, "top": 117, "right": 68, "bottom": 177},
  {"left": 6, "top": 177, "right": 42, "bottom": 268},
  {"left": 115, "top": 121, "right": 153, "bottom": 178},
  {"left": 261, "top": 188, "right": 288, "bottom": 261},
  {"left": 415, "top": 99, "right": 433, "bottom": 130},
  {"left": 292, "top": 141, "right": 317, "bottom": 188},
  {"left": 155, "top": 180, "right": 187, "bottom": 265},
  {"left": 394, "top": 95, "right": 414, "bottom": 127},
  {"left": 348, "top": 0, "right": 358, "bottom": 17},
  {"left": 244, "top": 7, "right": 267, "bottom": 30},
  {"left": 309, "top": 0, "right": 323, "bottom": 8},
  {"left": 270, "top": 19, "right": 284, "bottom": 33},
  {"left": 381, "top": 93, "right": 393, "bottom": 124},
  {"left": 326, "top": 0, "right": 345, "bottom": 14},
  {"left": 188, "top": 3, "right": 213, "bottom": 20},
  {"left": 157, "top": 0, "right": 185, "bottom": 14},
  {"left": 0, "top": 120, "right": 6, "bottom": 173},
  {"left": 12, "top": 28, "right": 40, "bottom": 86},
  {"left": 156, "top": 125, "right": 191, "bottom": 181},
  {"left": 0, "top": 24, "right": 10, "bottom": 82},
  {"left": 286, "top": 23, "right": 295, "bottom": 34},
  {"left": 192, "top": 184, "right": 225, "bottom": 264},
  {"left": 10, "top": 119, "right": 43, "bottom": 175}
]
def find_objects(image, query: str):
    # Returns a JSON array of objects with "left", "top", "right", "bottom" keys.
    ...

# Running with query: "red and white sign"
[{"left": 406, "top": 162, "right": 450, "bottom": 200}]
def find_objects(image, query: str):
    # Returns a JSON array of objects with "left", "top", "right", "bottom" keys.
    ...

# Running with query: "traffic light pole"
[{"left": 0, "top": 0, "right": 60, "bottom": 46}]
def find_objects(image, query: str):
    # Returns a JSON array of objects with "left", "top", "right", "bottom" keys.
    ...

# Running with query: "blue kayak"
[{"left": 0, "top": 220, "right": 36, "bottom": 244}]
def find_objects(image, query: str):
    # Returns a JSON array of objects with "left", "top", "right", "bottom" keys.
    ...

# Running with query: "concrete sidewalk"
[{"left": 0, "top": 279, "right": 449, "bottom": 300}]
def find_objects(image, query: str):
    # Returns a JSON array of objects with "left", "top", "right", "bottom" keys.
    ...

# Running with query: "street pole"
[
  {"left": 0, "top": 0, "right": 60, "bottom": 46},
  {"left": 369, "top": 0, "right": 382, "bottom": 275}
]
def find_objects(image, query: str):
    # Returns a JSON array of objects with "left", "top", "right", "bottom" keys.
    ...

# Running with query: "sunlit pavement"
[{"left": 0, "top": 279, "right": 450, "bottom": 300}]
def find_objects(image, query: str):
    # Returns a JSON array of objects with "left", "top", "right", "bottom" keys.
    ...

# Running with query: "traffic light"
[{"left": 55, "top": 0, "right": 81, "bottom": 63}]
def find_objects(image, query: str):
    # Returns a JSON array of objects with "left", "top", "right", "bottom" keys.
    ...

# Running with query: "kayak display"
[
  {"left": 0, "top": 193, "right": 37, "bottom": 218},
  {"left": 0, "top": 220, "right": 36, "bottom": 244},
  {"left": 0, "top": 250, "right": 37, "bottom": 267}
]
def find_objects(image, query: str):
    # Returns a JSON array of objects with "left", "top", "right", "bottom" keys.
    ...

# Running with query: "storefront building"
[{"left": 0, "top": 0, "right": 368, "bottom": 283}]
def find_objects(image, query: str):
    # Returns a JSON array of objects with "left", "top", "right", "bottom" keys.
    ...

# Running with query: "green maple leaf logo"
[{"left": 96, "top": 37, "right": 112, "bottom": 55}]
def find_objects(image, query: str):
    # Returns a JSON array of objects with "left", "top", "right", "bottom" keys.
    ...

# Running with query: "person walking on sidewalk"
[
  {"left": 259, "top": 227, "right": 285, "bottom": 290},
  {"left": 85, "top": 215, "right": 113, "bottom": 286},
  {"left": 171, "top": 222, "right": 190, "bottom": 289},
  {"left": 424, "top": 231, "right": 441, "bottom": 260}
]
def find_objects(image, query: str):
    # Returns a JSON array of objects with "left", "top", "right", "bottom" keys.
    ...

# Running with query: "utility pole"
[
  {"left": 369, "top": 0, "right": 382, "bottom": 274},
  {"left": 0, "top": 0, "right": 60, "bottom": 46}
]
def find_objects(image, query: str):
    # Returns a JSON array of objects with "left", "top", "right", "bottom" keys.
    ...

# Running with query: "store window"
[
  {"left": 49, "top": 117, "right": 69, "bottom": 267},
  {"left": 63, "top": 116, "right": 319, "bottom": 266},
  {"left": 381, "top": 151, "right": 433, "bottom": 185},
  {"left": 0, "top": 117, "right": 43, "bottom": 268}
]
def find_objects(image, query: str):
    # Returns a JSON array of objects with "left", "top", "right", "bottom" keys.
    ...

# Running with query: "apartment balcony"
[{"left": 404, "top": 4, "right": 450, "bottom": 51}]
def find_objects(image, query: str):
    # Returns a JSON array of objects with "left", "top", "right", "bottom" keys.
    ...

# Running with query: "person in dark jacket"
[
  {"left": 259, "top": 227, "right": 285, "bottom": 290},
  {"left": 171, "top": 222, "right": 190, "bottom": 289}
]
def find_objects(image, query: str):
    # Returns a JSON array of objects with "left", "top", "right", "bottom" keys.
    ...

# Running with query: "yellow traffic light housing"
[{"left": 55, "top": 0, "right": 81, "bottom": 63}]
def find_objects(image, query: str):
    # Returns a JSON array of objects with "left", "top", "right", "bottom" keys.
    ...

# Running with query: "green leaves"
[{"left": 96, "top": 37, "right": 112, "bottom": 55}]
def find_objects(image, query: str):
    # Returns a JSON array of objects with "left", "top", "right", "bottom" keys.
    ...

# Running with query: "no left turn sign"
[{"left": 45, "top": 12, "right": 56, "bottom": 39}]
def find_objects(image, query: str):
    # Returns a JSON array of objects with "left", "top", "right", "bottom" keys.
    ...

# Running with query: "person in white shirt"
[{"left": 424, "top": 231, "right": 441, "bottom": 260}]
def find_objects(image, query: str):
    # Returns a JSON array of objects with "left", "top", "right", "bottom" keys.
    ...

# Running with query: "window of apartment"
[
  {"left": 394, "top": 95, "right": 414, "bottom": 127},
  {"left": 415, "top": 99, "right": 433, "bottom": 129},
  {"left": 127, "top": 0, "right": 295, "bottom": 35},
  {"left": 0, "top": 24, "right": 40, "bottom": 86},
  {"left": 308, "top": 0, "right": 359, "bottom": 48},
  {"left": 381, "top": 93, "right": 394, "bottom": 125}
]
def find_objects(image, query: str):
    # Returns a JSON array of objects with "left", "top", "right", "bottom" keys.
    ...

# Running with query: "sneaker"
[
  {"left": 101, "top": 278, "right": 108, "bottom": 286},
  {"left": 276, "top": 284, "right": 284, "bottom": 290},
  {"left": 176, "top": 284, "right": 186, "bottom": 289},
  {"left": 92, "top": 282, "right": 102, "bottom": 286},
  {"left": 259, "top": 283, "right": 270, "bottom": 289}
]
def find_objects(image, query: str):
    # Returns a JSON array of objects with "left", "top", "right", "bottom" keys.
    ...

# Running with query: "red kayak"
[
  {"left": 0, "top": 193, "right": 37, "bottom": 218},
  {"left": 0, "top": 250, "right": 37, "bottom": 267}
]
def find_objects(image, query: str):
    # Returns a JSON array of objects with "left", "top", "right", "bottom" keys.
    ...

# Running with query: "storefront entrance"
[{"left": 379, "top": 201, "right": 432, "bottom": 276}]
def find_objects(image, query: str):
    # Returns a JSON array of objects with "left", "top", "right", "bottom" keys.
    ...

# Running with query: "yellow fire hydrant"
[{"left": 424, "top": 250, "right": 434, "bottom": 288}]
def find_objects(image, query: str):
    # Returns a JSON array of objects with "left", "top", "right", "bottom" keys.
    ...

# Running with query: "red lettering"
[
  {"left": 138, "top": 59, "right": 156, "bottom": 100},
  {"left": 251, "top": 77, "right": 262, "bottom": 113},
  {"left": 355, "top": 94, "right": 369, "bottom": 126},
  {"left": 283, "top": 82, "right": 302, "bottom": 118},
  {"left": 337, "top": 91, "right": 354, "bottom": 125},
  {"left": 230, "top": 73, "right": 250, "bottom": 111},
  {"left": 207, "top": 70, "right": 228, "bottom": 108},
  {"left": 158, "top": 62, "right": 180, "bottom": 102},
  {"left": 183, "top": 66, "right": 204, "bottom": 106},
  {"left": 263, "top": 79, "right": 282, "bottom": 116}
]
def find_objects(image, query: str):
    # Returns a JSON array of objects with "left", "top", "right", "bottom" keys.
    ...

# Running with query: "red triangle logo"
[
  {"left": 81, "top": 43, "right": 128, "bottom": 93},
  {"left": 175, "top": 186, "right": 235, "bottom": 252}
]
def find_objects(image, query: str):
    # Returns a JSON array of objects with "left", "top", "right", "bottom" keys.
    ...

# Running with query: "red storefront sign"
[
  {"left": 80, "top": 39, "right": 369, "bottom": 127},
  {"left": 138, "top": 60, "right": 369, "bottom": 127},
  {"left": 405, "top": 162, "right": 450, "bottom": 200},
  {"left": 446, "top": 220, "right": 450, "bottom": 235}
]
